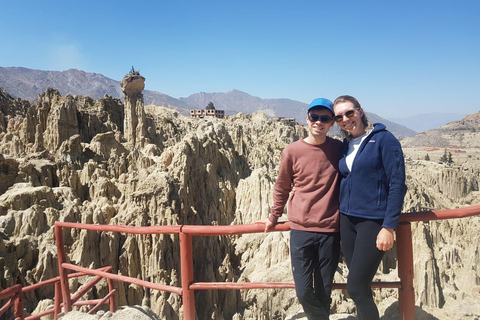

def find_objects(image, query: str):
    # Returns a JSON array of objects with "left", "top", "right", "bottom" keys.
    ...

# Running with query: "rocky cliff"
[
  {"left": 401, "top": 111, "right": 480, "bottom": 148},
  {"left": 0, "top": 86, "right": 479, "bottom": 319}
]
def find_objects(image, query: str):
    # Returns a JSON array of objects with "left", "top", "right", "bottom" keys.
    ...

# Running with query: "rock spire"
[{"left": 121, "top": 68, "right": 146, "bottom": 147}]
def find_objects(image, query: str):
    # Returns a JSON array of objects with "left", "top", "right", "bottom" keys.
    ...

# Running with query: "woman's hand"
[{"left": 376, "top": 227, "right": 395, "bottom": 251}]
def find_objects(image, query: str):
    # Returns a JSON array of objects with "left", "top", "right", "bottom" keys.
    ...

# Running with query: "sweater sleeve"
[
  {"left": 269, "top": 148, "right": 294, "bottom": 223},
  {"left": 381, "top": 134, "right": 407, "bottom": 229}
]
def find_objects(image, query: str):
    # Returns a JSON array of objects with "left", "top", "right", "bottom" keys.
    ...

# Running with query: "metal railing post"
[
  {"left": 54, "top": 224, "right": 72, "bottom": 312},
  {"left": 54, "top": 281, "right": 62, "bottom": 320},
  {"left": 107, "top": 277, "right": 116, "bottom": 312},
  {"left": 180, "top": 230, "right": 195, "bottom": 320},
  {"left": 396, "top": 222, "right": 416, "bottom": 320},
  {"left": 13, "top": 287, "right": 24, "bottom": 320}
]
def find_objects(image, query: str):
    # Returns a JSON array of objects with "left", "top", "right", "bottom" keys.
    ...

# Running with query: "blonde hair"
[{"left": 333, "top": 95, "right": 372, "bottom": 140}]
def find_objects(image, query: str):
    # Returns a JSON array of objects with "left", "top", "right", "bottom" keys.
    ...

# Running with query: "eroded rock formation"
[
  {"left": 0, "top": 86, "right": 479, "bottom": 319},
  {"left": 121, "top": 71, "right": 146, "bottom": 147},
  {"left": 401, "top": 111, "right": 480, "bottom": 148}
]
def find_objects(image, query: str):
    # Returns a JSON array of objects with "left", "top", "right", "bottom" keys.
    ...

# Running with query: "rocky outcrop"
[
  {"left": 1, "top": 87, "right": 479, "bottom": 319},
  {"left": 401, "top": 111, "right": 480, "bottom": 148},
  {"left": 402, "top": 158, "right": 480, "bottom": 313},
  {"left": 0, "top": 88, "right": 124, "bottom": 158},
  {"left": 121, "top": 72, "right": 146, "bottom": 147}
]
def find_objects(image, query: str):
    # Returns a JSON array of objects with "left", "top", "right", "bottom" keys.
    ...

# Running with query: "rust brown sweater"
[{"left": 269, "top": 137, "right": 342, "bottom": 232}]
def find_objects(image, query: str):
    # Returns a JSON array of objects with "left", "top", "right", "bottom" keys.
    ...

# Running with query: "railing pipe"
[
  {"left": 70, "top": 273, "right": 108, "bottom": 305},
  {"left": 182, "top": 221, "right": 290, "bottom": 235},
  {"left": 14, "top": 290, "right": 24, "bottom": 320},
  {"left": 107, "top": 277, "right": 116, "bottom": 312},
  {"left": 87, "top": 289, "right": 117, "bottom": 315},
  {"left": 396, "top": 222, "right": 416, "bottom": 320},
  {"left": 67, "top": 299, "right": 110, "bottom": 307},
  {"left": 54, "top": 281, "right": 62, "bottom": 320},
  {"left": 55, "top": 221, "right": 181, "bottom": 235},
  {"left": 62, "top": 263, "right": 182, "bottom": 295},
  {"left": 180, "top": 231, "right": 195, "bottom": 320},
  {"left": 19, "top": 268, "right": 112, "bottom": 293},
  {"left": 399, "top": 204, "right": 480, "bottom": 222},
  {"left": 25, "top": 307, "right": 56, "bottom": 320},
  {"left": 54, "top": 224, "right": 72, "bottom": 312},
  {"left": 0, "top": 284, "right": 22, "bottom": 300},
  {"left": 189, "top": 281, "right": 402, "bottom": 290},
  {"left": 0, "top": 285, "right": 22, "bottom": 318}
]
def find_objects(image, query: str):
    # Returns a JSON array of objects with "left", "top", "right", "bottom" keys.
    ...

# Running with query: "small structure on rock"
[
  {"left": 190, "top": 109, "right": 225, "bottom": 119},
  {"left": 274, "top": 116, "right": 297, "bottom": 126}
]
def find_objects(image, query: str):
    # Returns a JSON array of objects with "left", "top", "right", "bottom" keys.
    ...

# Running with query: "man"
[{"left": 261, "top": 98, "right": 342, "bottom": 319}]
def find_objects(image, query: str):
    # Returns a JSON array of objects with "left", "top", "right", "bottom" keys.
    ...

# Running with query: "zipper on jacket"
[{"left": 377, "top": 180, "right": 382, "bottom": 205}]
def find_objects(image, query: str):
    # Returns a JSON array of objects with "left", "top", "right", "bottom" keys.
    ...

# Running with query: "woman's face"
[{"left": 333, "top": 101, "right": 366, "bottom": 138}]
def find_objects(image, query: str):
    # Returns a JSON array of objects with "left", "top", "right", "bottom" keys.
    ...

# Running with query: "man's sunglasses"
[
  {"left": 308, "top": 113, "right": 333, "bottom": 124},
  {"left": 333, "top": 110, "right": 356, "bottom": 122}
]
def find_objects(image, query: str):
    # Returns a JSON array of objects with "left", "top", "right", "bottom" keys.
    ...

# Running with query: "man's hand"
[
  {"left": 257, "top": 218, "right": 276, "bottom": 232},
  {"left": 376, "top": 227, "right": 394, "bottom": 251}
]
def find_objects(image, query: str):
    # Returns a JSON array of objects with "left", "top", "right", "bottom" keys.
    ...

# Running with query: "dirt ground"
[{"left": 402, "top": 146, "right": 480, "bottom": 166}]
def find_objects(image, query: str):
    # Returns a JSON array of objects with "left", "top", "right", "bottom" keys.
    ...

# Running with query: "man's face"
[{"left": 306, "top": 108, "right": 334, "bottom": 138}]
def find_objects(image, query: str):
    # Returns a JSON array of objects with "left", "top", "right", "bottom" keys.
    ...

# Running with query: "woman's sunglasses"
[
  {"left": 308, "top": 113, "right": 333, "bottom": 124},
  {"left": 333, "top": 110, "right": 356, "bottom": 122}
]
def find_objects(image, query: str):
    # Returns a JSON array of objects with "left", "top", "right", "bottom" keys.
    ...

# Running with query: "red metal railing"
[
  {"left": 0, "top": 267, "right": 115, "bottom": 320},
  {"left": 0, "top": 284, "right": 23, "bottom": 320},
  {"left": 2, "top": 204, "right": 480, "bottom": 320}
]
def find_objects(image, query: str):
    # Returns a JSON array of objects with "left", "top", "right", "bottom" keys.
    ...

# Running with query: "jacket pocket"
[{"left": 377, "top": 181, "right": 383, "bottom": 206}]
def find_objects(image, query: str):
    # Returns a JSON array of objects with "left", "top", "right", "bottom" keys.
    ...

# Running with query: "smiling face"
[
  {"left": 333, "top": 101, "right": 366, "bottom": 138},
  {"left": 306, "top": 108, "right": 334, "bottom": 141}
]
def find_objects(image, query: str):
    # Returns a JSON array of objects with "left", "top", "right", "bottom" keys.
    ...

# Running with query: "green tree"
[
  {"left": 439, "top": 150, "right": 454, "bottom": 164},
  {"left": 206, "top": 101, "right": 215, "bottom": 110},
  {"left": 440, "top": 150, "right": 448, "bottom": 163},
  {"left": 447, "top": 152, "right": 454, "bottom": 164},
  {"left": 425, "top": 154, "right": 430, "bottom": 161}
]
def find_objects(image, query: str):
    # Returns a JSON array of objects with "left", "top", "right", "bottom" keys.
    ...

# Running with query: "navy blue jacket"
[{"left": 338, "top": 123, "right": 407, "bottom": 229}]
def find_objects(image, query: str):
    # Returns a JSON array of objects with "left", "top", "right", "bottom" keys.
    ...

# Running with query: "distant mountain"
[
  {"left": 388, "top": 112, "right": 466, "bottom": 133},
  {"left": 181, "top": 89, "right": 308, "bottom": 121},
  {"left": 401, "top": 111, "right": 480, "bottom": 148},
  {"left": 181, "top": 90, "right": 417, "bottom": 138},
  {"left": 367, "top": 113, "right": 417, "bottom": 138},
  {"left": 0, "top": 67, "right": 193, "bottom": 115},
  {"left": 0, "top": 67, "right": 124, "bottom": 101},
  {"left": 0, "top": 66, "right": 415, "bottom": 138}
]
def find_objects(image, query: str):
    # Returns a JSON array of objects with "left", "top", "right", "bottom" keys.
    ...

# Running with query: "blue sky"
[{"left": 1, "top": 0, "right": 479, "bottom": 118}]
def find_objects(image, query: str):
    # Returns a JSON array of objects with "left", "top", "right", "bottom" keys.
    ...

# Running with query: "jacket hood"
[{"left": 371, "top": 123, "right": 387, "bottom": 134}]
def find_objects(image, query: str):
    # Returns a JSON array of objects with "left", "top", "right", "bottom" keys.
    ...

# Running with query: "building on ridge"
[
  {"left": 274, "top": 116, "right": 297, "bottom": 126},
  {"left": 190, "top": 109, "right": 225, "bottom": 119}
]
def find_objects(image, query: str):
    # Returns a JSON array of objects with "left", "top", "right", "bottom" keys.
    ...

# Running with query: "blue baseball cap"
[{"left": 308, "top": 98, "right": 334, "bottom": 116}]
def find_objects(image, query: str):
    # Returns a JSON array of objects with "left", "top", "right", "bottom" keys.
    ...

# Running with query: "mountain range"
[
  {"left": 0, "top": 66, "right": 458, "bottom": 138},
  {"left": 388, "top": 113, "right": 467, "bottom": 134}
]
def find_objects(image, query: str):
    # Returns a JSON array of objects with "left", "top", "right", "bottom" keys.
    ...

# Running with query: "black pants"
[
  {"left": 340, "top": 213, "right": 385, "bottom": 320},
  {"left": 290, "top": 229, "right": 340, "bottom": 320}
]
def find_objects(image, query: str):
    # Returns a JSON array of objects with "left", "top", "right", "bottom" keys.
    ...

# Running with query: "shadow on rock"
[{"left": 383, "top": 301, "right": 440, "bottom": 320}]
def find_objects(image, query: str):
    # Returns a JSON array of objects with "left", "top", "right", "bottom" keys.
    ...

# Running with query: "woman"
[{"left": 332, "top": 95, "right": 407, "bottom": 320}]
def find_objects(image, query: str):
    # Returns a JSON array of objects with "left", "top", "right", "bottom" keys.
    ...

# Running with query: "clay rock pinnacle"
[{"left": 121, "top": 74, "right": 145, "bottom": 94}]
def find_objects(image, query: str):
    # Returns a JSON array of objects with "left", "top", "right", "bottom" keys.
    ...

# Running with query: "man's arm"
[{"left": 259, "top": 148, "right": 293, "bottom": 232}]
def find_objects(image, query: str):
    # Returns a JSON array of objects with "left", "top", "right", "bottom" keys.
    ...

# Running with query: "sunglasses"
[
  {"left": 333, "top": 110, "right": 356, "bottom": 122},
  {"left": 308, "top": 113, "right": 333, "bottom": 124}
]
